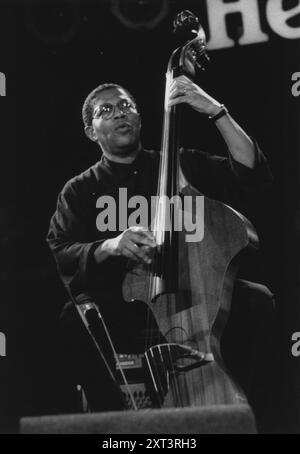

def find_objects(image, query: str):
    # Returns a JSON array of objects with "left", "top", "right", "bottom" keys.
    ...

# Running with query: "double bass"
[
  {"left": 122, "top": 10, "right": 258, "bottom": 410},
  {"left": 77, "top": 10, "right": 258, "bottom": 412}
]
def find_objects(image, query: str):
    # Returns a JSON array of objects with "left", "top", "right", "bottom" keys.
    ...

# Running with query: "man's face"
[{"left": 89, "top": 88, "right": 141, "bottom": 157}]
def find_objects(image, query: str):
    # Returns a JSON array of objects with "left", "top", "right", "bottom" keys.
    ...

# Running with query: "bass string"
[{"left": 143, "top": 64, "right": 191, "bottom": 407}]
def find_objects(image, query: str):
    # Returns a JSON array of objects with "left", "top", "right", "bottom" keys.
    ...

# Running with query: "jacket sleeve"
[
  {"left": 47, "top": 181, "right": 104, "bottom": 295},
  {"left": 227, "top": 138, "right": 273, "bottom": 186}
]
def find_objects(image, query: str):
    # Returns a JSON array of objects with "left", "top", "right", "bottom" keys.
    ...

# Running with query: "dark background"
[{"left": 0, "top": 0, "right": 299, "bottom": 433}]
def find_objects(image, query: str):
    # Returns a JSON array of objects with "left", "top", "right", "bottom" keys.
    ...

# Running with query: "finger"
[
  {"left": 123, "top": 242, "right": 143, "bottom": 262},
  {"left": 123, "top": 227, "right": 148, "bottom": 243},
  {"left": 171, "top": 75, "right": 191, "bottom": 87},
  {"left": 140, "top": 245, "right": 153, "bottom": 260},
  {"left": 170, "top": 84, "right": 193, "bottom": 100},
  {"left": 129, "top": 226, "right": 153, "bottom": 239},
  {"left": 169, "top": 87, "right": 186, "bottom": 99},
  {"left": 129, "top": 225, "right": 148, "bottom": 233},
  {"left": 127, "top": 240, "right": 151, "bottom": 264},
  {"left": 168, "top": 95, "right": 190, "bottom": 107},
  {"left": 126, "top": 242, "right": 151, "bottom": 264},
  {"left": 130, "top": 233, "right": 156, "bottom": 247},
  {"left": 122, "top": 246, "right": 140, "bottom": 263},
  {"left": 169, "top": 81, "right": 189, "bottom": 94},
  {"left": 175, "top": 75, "right": 191, "bottom": 83},
  {"left": 169, "top": 91, "right": 187, "bottom": 102},
  {"left": 131, "top": 229, "right": 156, "bottom": 243}
]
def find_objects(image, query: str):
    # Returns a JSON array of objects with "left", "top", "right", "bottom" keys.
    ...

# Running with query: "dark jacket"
[{"left": 47, "top": 144, "right": 273, "bottom": 303}]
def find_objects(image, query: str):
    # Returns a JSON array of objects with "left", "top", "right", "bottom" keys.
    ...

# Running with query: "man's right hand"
[{"left": 94, "top": 226, "right": 156, "bottom": 265}]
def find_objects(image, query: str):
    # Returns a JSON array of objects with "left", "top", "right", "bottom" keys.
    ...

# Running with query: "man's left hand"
[{"left": 168, "top": 75, "right": 222, "bottom": 117}]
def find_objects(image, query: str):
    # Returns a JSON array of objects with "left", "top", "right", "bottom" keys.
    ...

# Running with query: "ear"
[{"left": 85, "top": 125, "right": 98, "bottom": 142}]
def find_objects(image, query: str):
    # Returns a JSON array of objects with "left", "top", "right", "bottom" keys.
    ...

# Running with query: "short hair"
[{"left": 82, "top": 83, "right": 136, "bottom": 129}]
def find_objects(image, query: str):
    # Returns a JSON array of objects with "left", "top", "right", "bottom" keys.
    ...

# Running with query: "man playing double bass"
[{"left": 47, "top": 76, "right": 275, "bottom": 427}]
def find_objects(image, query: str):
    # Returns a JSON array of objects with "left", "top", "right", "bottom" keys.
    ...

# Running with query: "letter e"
[
  {"left": 266, "top": 0, "right": 300, "bottom": 39},
  {"left": 207, "top": 0, "right": 268, "bottom": 50}
]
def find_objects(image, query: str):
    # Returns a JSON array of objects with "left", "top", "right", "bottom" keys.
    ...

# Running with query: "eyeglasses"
[{"left": 93, "top": 99, "right": 137, "bottom": 121}]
